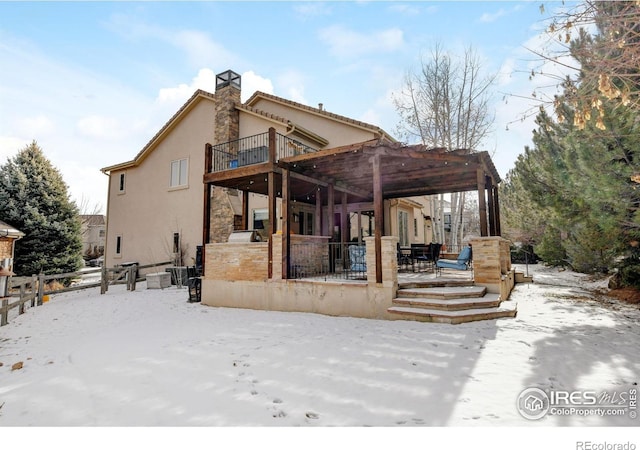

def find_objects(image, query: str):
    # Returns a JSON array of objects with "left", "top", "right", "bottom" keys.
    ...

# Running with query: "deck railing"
[
  {"left": 210, "top": 131, "right": 316, "bottom": 172},
  {"left": 290, "top": 242, "right": 367, "bottom": 281}
]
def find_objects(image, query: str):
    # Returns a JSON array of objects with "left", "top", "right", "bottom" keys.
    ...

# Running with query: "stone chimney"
[
  {"left": 211, "top": 70, "right": 242, "bottom": 243},
  {"left": 214, "top": 70, "right": 241, "bottom": 143}
]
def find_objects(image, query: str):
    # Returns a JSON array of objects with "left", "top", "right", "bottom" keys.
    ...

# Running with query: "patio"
[
  {"left": 203, "top": 130, "right": 502, "bottom": 280},
  {"left": 201, "top": 131, "right": 515, "bottom": 321}
]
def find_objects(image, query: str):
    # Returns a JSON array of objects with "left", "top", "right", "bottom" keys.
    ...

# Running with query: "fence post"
[
  {"left": 31, "top": 275, "right": 37, "bottom": 307},
  {"left": 132, "top": 264, "right": 137, "bottom": 291},
  {"left": 101, "top": 266, "right": 108, "bottom": 294},
  {"left": 37, "top": 273, "right": 45, "bottom": 306},
  {"left": 1, "top": 298, "right": 7, "bottom": 326},
  {"left": 19, "top": 283, "right": 26, "bottom": 314},
  {"left": 127, "top": 265, "right": 137, "bottom": 291}
]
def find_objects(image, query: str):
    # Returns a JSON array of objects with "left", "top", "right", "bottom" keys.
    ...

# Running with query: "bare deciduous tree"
[
  {"left": 529, "top": 1, "right": 640, "bottom": 130},
  {"left": 394, "top": 43, "right": 496, "bottom": 248}
]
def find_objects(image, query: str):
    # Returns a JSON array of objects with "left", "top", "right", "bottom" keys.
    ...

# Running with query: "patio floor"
[{"left": 398, "top": 270, "right": 474, "bottom": 285}]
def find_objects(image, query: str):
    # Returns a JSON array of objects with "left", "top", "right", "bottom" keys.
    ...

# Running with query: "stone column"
[
  {"left": 210, "top": 73, "right": 242, "bottom": 243},
  {"left": 365, "top": 236, "right": 398, "bottom": 287},
  {"left": 470, "top": 236, "right": 514, "bottom": 298}
]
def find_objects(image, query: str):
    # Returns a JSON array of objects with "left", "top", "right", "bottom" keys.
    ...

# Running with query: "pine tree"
[
  {"left": 502, "top": 3, "right": 640, "bottom": 278},
  {"left": 0, "top": 141, "right": 83, "bottom": 276}
]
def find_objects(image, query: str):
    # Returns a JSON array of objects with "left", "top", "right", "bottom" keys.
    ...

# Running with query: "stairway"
[{"left": 388, "top": 279, "right": 517, "bottom": 324}]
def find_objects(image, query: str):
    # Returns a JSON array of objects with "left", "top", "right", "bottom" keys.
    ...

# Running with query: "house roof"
[
  {"left": 0, "top": 220, "right": 25, "bottom": 239},
  {"left": 205, "top": 139, "right": 502, "bottom": 206},
  {"left": 80, "top": 215, "right": 106, "bottom": 226},
  {"left": 102, "top": 88, "right": 396, "bottom": 174},
  {"left": 245, "top": 91, "right": 396, "bottom": 143}
]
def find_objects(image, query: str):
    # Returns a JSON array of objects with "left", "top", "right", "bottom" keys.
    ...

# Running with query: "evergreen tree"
[
  {"left": 0, "top": 141, "right": 83, "bottom": 276},
  {"left": 503, "top": 2, "right": 640, "bottom": 280}
]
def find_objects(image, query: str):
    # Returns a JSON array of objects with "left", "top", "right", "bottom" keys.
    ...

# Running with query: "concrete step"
[
  {"left": 515, "top": 271, "right": 534, "bottom": 283},
  {"left": 387, "top": 302, "right": 518, "bottom": 324},
  {"left": 398, "top": 279, "right": 475, "bottom": 289},
  {"left": 392, "top": 293, "right": 501, "bottom": 311},
  {"left": 397, "top": 285, "right": 487, "bottom": 300}
]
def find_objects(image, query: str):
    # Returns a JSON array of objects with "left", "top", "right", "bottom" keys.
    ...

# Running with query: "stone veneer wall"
[
  {"left": 0, "top": 238, "right": 13, "bottom": 261},
  {"left": 205, "top": 242, "right": 269, "bottom": 281},
  {"left": 201, "top": 235, "right": 399, "bottom": 319},
  {"left": 209, "top": 187, "right": 237, "bottom": 243},
  {"left": 470, "top": 236, "right": 514, "bottom": 299}
]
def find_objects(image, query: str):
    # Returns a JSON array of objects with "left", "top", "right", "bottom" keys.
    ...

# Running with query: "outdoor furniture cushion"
[
  {"left": 349, "top": 245, "right": 367, "bottom": 272},
  {"left": 435, "top": 245, "right": 472, "bottom": 271}
]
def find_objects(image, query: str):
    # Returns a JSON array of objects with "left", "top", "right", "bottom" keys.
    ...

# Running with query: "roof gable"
[{"left": 101, "top": 89, "right": 216, "bottom": 173}]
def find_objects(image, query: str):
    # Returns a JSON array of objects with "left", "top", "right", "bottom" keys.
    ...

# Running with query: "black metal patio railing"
[
  {"left": 289, "top": 242, "right": 367, "bottom": 281},
  {"left": 210, "top": 132, "right": 317, "bottom": 172}
]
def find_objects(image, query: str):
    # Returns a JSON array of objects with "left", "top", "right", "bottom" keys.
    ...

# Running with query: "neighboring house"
[
  {"left": 0, "top": 220, "right": 24, "bottom": 295},
  {"left": 0, "top": 220, "right": 24, "bottom": 267},
  {"left": 80, "top": 215, "right": 105, "bottom": 260},
  {"left": 101, "top": 70, "right": 433, "bottom": 269}
]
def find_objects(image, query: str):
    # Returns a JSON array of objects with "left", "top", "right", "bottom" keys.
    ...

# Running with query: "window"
[
  {"left": 398, "top": 211, "right": 409, "bottom": 247},
  {"left": 170, "top": 159, "right": 188, "bottom": 187},
  {"left": 444, "top": 213, "right": 452, "bottom": 232},
  {"left": 253, "top": 209, "right": 269, "bottom": 229},
  {"left": 118, "top": 173, "right": 126, "bottom": 193},
  {"left": 173, "top": 232, "right": 180, "bottom": 254},
  {"left": 414, "top": 218, "right": 418, "bottom": 237},
  {"left": 253, "top": 208, "right": 270, "bottom": 241},
  {"left": 306, "top": 212, "right": 313, "bottom": 235},
  {"left": 115, "top": 235, "right": 122, "bottom": 257},
  {"left": 99, "top": 229, "right": 105, "bottom": 238}
]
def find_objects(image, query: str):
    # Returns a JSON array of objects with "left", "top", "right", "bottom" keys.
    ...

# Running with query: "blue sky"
[{"left": 0, "top": 1, "right": 573, "bottom": 211}]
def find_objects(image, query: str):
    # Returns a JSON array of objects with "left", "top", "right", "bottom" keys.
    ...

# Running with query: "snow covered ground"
[{"left": 1, "top": 264, "right": 638, "bottom": 448}]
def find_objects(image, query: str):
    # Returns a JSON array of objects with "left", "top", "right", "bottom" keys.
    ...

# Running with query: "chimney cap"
[{"left": 216, "top": 70, "right": 241, "bottom": 91}]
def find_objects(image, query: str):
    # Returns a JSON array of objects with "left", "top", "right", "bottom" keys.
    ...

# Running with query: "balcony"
[{"left": 210, "top": 131, "right": 317, "bottom": 173}]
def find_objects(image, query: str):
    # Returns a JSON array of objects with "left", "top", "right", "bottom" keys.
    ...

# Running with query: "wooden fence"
[{"left": 0, "top": 261, "right": 172, "bottom": 327}]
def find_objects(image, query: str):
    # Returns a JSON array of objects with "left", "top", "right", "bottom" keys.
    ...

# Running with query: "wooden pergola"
[{"left": 203, "top": 130, "right": 502, "bottom": 283}]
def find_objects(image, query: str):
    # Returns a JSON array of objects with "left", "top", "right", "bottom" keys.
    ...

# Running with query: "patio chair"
[
  {"left": 397, "top": 243, "right": 413, "bottom": 271},
  {"left": 429, "top": 242, "right": 442, "bottom": 266},
  {"left": 414, "top": 242, "right": 442, "bottom": 271},
  {"left": 435, "top": 245, "right": 472, "bottom": 276},
  {"left": 187, "top": 266, "right": 201, "bottom": 302}
]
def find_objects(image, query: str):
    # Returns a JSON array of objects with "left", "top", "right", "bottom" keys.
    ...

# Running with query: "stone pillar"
[
  {"left": 214, "top": 70, "right": 241, "bottom": 144},
  {"left": 365, "top": 236, "right": 397, "bottom": 287},
  {"left": 210, "top": 71, "right": 242, "bottom": 243},
  {"left": 271, "top": 233, "right": 283, "bottom": 280},
  {"left": 470, "top": 237, "right": 514, "bottom": 297}
]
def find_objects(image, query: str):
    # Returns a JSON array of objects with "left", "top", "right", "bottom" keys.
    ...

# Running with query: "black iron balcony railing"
[
  {"left": 289, "top": 242, "right": 367, "bottom": 281},
  {"left": 210, "top": 131, "right": 317, "bottom": 172}
]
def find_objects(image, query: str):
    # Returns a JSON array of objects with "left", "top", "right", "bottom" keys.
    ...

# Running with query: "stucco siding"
[
  {"left": 105, "top": 99, "right": 215, "bottom": 268},
  {"left": 248, "top": 98, "right": 379, "bottom": 148}
]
